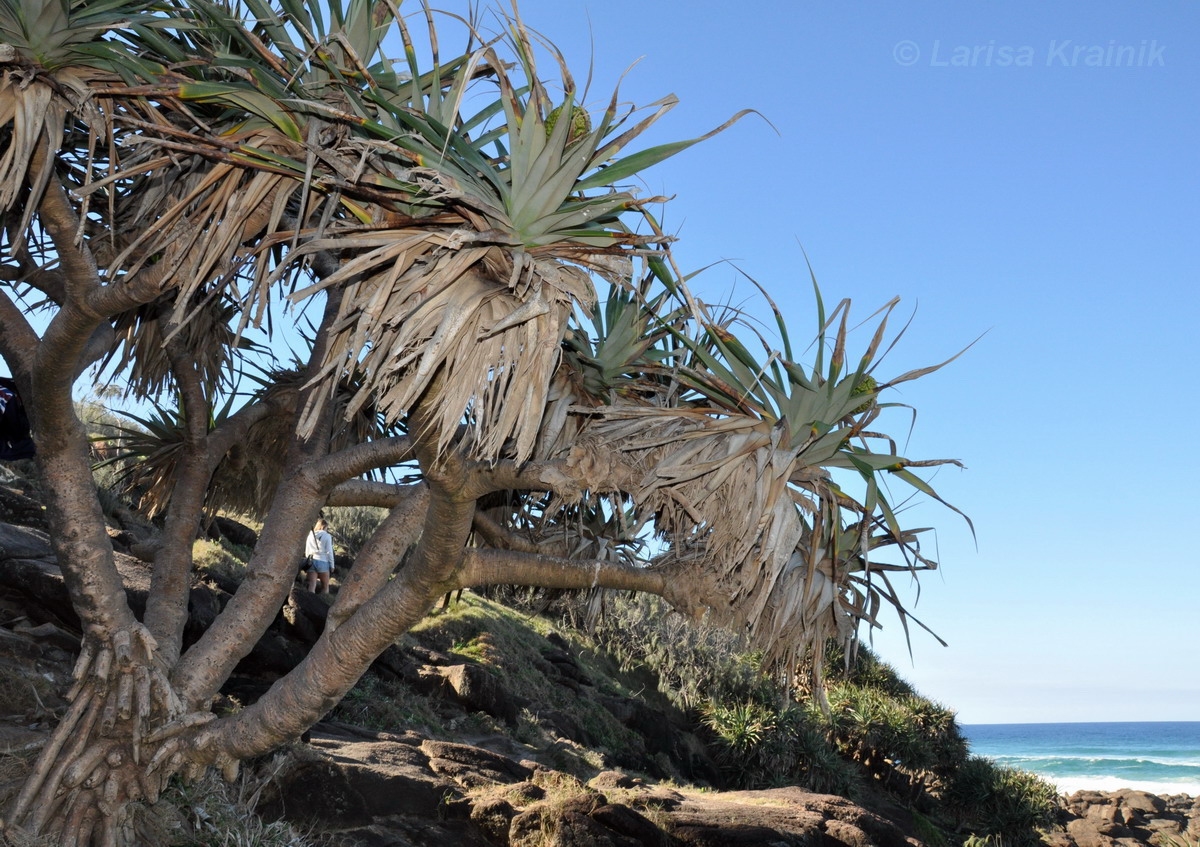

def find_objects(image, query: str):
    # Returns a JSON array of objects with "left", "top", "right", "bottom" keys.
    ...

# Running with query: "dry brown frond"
[
  {"left": 293, "top": 232, "right": 595, "bottom": 463},
  {"left": 0, "top": 67, "right": 107, "bottom": 249},
  {"left": 550, "top": 405, "right": 878, "bottom": 680}
]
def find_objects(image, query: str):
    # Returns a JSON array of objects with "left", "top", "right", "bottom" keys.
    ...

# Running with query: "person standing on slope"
[{"left": 305, "top": 518, "right": 335, "bottom": 594}]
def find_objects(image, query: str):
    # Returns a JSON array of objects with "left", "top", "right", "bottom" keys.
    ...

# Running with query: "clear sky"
[{"left": 436, "top": 0, "right": 1200, "bottom": 724}]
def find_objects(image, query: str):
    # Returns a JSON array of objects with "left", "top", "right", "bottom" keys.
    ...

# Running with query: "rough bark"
[{"left": 142, "top": 335, "right": 213, "bottom": 666}]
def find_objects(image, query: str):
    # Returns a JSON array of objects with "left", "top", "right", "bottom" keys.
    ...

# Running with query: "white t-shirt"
[{"left": 305, "top": 529, "right": 334, "bottom": 563}]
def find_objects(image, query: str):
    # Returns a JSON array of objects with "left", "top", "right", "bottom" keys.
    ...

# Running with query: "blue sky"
[{"left": 443, "top": 1, "right": 1200, "bottom": 724}]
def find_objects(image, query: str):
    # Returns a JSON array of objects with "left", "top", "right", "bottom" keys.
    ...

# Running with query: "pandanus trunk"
[{"left": 0, "top": 354, "right": 210, "bottom": 843}]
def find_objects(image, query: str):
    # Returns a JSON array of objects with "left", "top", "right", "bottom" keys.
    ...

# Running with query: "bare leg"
[
  {"left": 306, "top": 570, "right": 317, "bottom": 592},
  {"left": 318, "top": 571, "right": 330, "bottom": 594}
]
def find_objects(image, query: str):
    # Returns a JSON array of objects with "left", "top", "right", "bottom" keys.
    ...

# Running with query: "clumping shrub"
[
  {"left": 827, "top": 683, "right": 944, "bottom": 776},
  {"left": 826, "top": 641, "right": 917, "bottom": 698},
  {"left": 323, "top": 505, "right": 388, "bottom": 559},
  {"left": 586, "top": 593, "right": 768, "bottom": 710},
  {"left": 941, "top": 755, "right": 1058, "bottom": 846},
  {"left": 1157, "top": 838, "right": 1200, "bottom": 847},
  {"left": 819, "top": 648, "right": 970, "bottom": 812},
  {"left": 961, "top": 836, "right": 1005, "bottom": 847},
  {"left": 700, "top": 700, "right": 858, "bottom": 796}
]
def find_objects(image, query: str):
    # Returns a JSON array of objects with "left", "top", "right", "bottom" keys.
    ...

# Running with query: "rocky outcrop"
[
  {"left": 423, "top": 663, "right": 521, "bottom": 726},
  {"left": 668, "top": 787, "right": 915, "bottom": 847},
  {"left": 1045, "top": 789, "right": 1200, "bottom": 847},
  {"left": 256, "top": 724, "right": 924, "bottom": 847}
]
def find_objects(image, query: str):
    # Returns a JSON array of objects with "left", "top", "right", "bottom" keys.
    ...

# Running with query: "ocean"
[{"left": 962, "top": 722, "right": 1200, "bottom": 797}]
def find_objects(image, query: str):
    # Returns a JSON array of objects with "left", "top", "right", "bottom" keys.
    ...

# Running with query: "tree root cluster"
[{"left": 1, "top": 625, "right": 229, "bottom": 847}]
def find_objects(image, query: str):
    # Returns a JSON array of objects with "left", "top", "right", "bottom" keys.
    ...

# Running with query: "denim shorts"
[{"left": 309, "top": 558, "right": 332, "bottom": 574}]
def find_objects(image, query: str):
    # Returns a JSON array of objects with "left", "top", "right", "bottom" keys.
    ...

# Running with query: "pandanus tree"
[{"left": 0, "top": 0, "right": 966, "bottom": 842}]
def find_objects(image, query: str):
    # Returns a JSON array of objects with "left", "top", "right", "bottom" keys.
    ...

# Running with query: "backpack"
[{"left": 0, "top": 377, "right": 36, "bottom": 460}]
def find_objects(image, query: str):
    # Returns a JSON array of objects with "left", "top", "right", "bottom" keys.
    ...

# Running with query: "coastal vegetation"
[
  {"left": 0, "top": 0, "right": 974, "bottom": 843},
  {"left": 0, "top": 457, "right": 1137, "bottom": 845}
]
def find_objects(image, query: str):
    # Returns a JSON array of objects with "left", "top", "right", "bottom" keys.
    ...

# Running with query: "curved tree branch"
[
  {"left": 26, "top": 162, "right": 136, "bottom": 639},
  {"left": 0, "top": 287, "right": 39, "bottom": 380},
  {"left": 326, "top": 484, "right": 428, "bottom": 633},
  {"left": 173, "top": 285, "right": 351, "bottom": 706},
  {"left": 471, "top": 510, "right": 557, "bottom": 556},
  {"left": 464, "top": 457, "right": 584, "bottom": 500},
  {"left": 143, "top": 333, "right": 218, "bottom": 664},
  {"left": 326, "top": 478, "right": 416, "bottom": 508},
  {"left": 2, "top": 248, "right": 66, "bottom": 304},
  {"left": 306, "top": 436, "right": 413, "bottom": 490},
  {"left": 205, "top": 387, "right": 298, "bottom": 469},
  {"left": 197, "top": 468, "right": 474, "bottom": 759}
]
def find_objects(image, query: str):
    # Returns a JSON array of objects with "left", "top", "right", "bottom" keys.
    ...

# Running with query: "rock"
[
  {"left": 824, "top": 818, "right": 875, "bottom": 847},
  {"left": 1052, "top": 789, "right": 1200, "bottom": 847},
  {"left": 421, "top": 739, "right": 532, "bottom": 787},
  {"left": 0, "top": 486, "right": 48, "bottom": 530},
  {"left": 371, "top": 645, "right": 418, "bottom": 682},
  {"left": 1144, "top": 817, "right": 1185, "bottom": 838},
  {"left": 221, "top": 674, "right": 273, "bottom": 707},
  {"left": 0, "top": 557, "right": 79, "bottom": 630},
  {"left": 558, "top": 792, "right": 608, "bottom": 816},
  {"left": 539, "top": 708, "right": 593, "bottom": 745},
  {"left": 0, "top": 523, "right": 53, "bottom": 560},
  {"left": 471, "top": 797, "right": 516, "bottom": 844},
  {"left": 233, "top": 630, "right": 307, "bottom": 679},
  {"left": 259, "top": 756, "right": 373, "bottom": 827},
  {"left": 106, "top": 526, "right": 137, "bottom": 552},
  {"left": 1066, "top": 817, "right": 1121, "bottom": 847},
  {"left": 409, "top": 644, "right": 456, "bottom": 666},
  {"left": 591, "top": 771, "right": 644, "bottom": 791},
  {"left": 511, "top": 808, "right": 641, "bottom": 847},
  {"left": 279, "top": 587, "right": 327, "bottom": 644},
  {"left": 439, "top": 663, "right": 519, "bottom": 725},
  {"left": 185, "top": 582, "right": 225, "bottom": 640},
  {"left": 336, "top": 817, "right": 495, "bottom": 847},
  {"left": 210, "top": 515, "right": 258, "bottom": 548},
  {"left": 494, "top": 781, "right": 543, "bottom": 805},
  {"left": 322, "top": 739, "right": 461, "bottom": 819},
  {"left": 671, "top": 820, "right": 812, "bottom": 846},
  {"left": 802, "top": 792, "right": 913, "bottom": 847},
  {"left": 12, "top": 621, "right": 78, "bottom": 652},
  {"left": 1113, "top": 788, "right": 1166, "bottom": 816},
  {"left": 590, "top": 803, "right": 667, "bottom": 846},
  {"left": 668, "top": 787, "right": 915, "bottom": 847},
  {"left": 1085, "top": 802, "right": 1121, "bottom": 826}
]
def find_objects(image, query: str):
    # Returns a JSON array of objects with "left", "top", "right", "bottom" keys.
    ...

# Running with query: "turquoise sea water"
[{"left": 962, "top": 722, "right": 1200, "bottom": 796}]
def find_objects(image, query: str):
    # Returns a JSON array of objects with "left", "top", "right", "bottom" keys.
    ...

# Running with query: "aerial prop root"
[{"left": 3, "top": 624, "right": 225, "bottom": 844}]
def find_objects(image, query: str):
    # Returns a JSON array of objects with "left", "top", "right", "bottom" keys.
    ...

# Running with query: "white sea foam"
[
  {"left": 1052, "top": 775, "right": 1200, "bottom": 797},
  {"left": 996, "top": 753, "right": 1200, "bottom": 768}
]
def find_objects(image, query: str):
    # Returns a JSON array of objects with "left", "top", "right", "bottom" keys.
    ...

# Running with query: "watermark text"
[{"left": 892, "top": 39, "right": 1166, "bottom": 68}]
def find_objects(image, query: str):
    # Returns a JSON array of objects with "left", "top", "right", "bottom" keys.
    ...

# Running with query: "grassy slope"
[{"left": 329, "top": 591, "right": 1059, "bottom": 847}]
